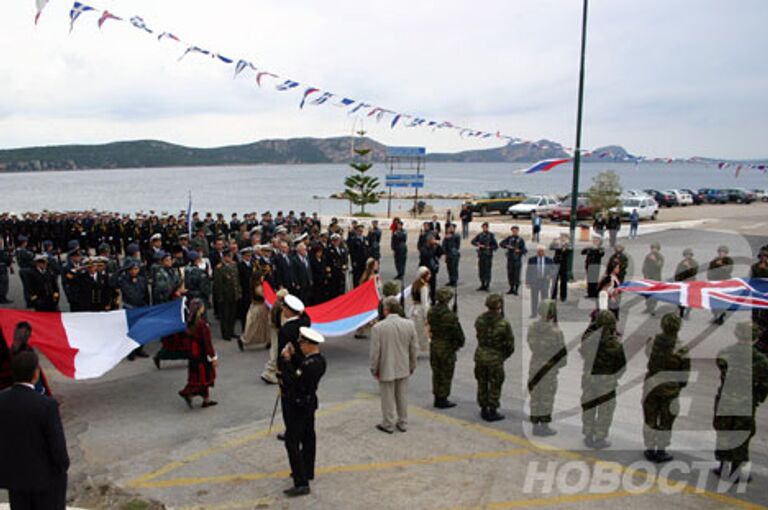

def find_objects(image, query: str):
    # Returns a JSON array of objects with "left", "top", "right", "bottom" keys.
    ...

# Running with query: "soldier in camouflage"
[
  {"left": 707, "top": 245, "right": 734, "bottom": 325},
  {"left": 474, "top": 294, "right": 514, "bottom": 422},
  {"left": 213, "top": 250, "right": 242, "bottom": 341},
  {"left": 642, "top": 313, "right": 690, "bottom": 463},
  {"left": 713, "top": 321, "right": 768, "bottom": 480},
  {"left": 674, "top": 248, "right": 699, "bottom": 320},
  {"left": 751, "top": 246, "right": 768, "bottom": 354},
  {"left": 527, "top": 300, "right": 567, "bottom": 436},
  {"left": 185, "top": 250, "right": 212, "bottom": 317},
  {"left": 428, "top": 287, "right": 465, "bottom": 409},
  {"left": 579, "top": 310, "right": 627, "bottom": 449},
  {"left": 641, "top": 242, "right": 664, "bottom": 315},
  {"left": 117, "top": 259, "right": 151, "bottom": 361}
]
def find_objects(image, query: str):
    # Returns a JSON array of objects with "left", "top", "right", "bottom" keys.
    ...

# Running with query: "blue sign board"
[
  {"left": 386, "top": 173, "right": 425, "bottom": 189},
  {"left": 386, "top": 146, "right": 427, "bottom": 158}
]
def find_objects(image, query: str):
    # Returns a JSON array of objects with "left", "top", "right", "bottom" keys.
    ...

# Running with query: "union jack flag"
[{"left": 620, "top": 278, "right": 768, "bottom": 311}]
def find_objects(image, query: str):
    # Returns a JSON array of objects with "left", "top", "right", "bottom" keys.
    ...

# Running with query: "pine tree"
[{"left": 344, "top": 130, "right": 380, "bottom": 215}]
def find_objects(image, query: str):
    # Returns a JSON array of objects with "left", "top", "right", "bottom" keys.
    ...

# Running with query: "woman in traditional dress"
[
  {"left": 410, "top": 266, "right": 432, "bottom": 355},
  {"left": 240, "top": 272, "right": 270, "bottom": 350},
  {"left": 179, "top": 299, "right": 218, "bottom": 408},
  {"left": 354, "top": 258, "right": 381, "bottom": 339}
]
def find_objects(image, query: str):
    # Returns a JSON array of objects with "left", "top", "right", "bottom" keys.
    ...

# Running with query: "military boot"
[
  {"left": 434, "top": 397, "right": 457, "bottom": 409},
  {"left": 480, "top": 407, "right": 490, "bottom": 420},
  {"left": 533, "top": 423, "right": 557, "bottom": 437},
  {"left": 484, "top": 408, "right": 505, "bottom": 422},
  {"left": 654, "top": 450, "right": 673, "bottom": 463}
]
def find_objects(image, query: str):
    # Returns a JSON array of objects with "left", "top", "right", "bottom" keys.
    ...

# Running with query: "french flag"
[
  {"left": 0, "top": 300, "right": 186, "bottom": 380},
  {"left": 264, "top": 278, "right": 381, "bottom": 337},
  {"left": 515, "top": 158, "right": 572, "bottom": 174}
]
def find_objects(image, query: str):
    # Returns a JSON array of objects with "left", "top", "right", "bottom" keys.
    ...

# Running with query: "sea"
[{"left": 1, "top": 162, "right": 765, "bottom": 217}]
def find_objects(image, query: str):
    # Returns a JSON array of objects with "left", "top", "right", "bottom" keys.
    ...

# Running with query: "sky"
[{"left": 1, "top": 0, "right": 767, "bottom": 159}]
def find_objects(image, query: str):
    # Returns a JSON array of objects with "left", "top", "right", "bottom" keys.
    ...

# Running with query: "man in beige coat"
[{"left": 370, "top": 297, "right": 418, "bottom": 433}]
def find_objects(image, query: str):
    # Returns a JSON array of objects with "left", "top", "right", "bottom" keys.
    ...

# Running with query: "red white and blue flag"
[
  {"left": 0, "top": 300, "right": 186, "bottom": 380},
  {"left": 264, "top": 278, "right": 381, "bottom": 337},
  {"left": 515, "top": 158, "right": 572, "bottom": 175},
  {"left": 620, "top": 278, "right": 768, "bottom": 311}
]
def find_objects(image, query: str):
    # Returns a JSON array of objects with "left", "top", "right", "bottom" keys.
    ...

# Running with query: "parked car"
[
  {"left": 465, "top": 190, "right": 526, "bottom": 216},
  {"left": 611, "top": 196, "right": 659, "bottom": 221},
  {"left": 680, "top": 188, "right": 704, "bottom": 205},
  {"left": 752, "top": 189, "right": 768, "bottom": 202},
  {"left": 507, "top": 195, "right": 559, "bottom": 218},
  {"left": 698, "top": 188, "right": 728, "bottom": 204},
  {"left": 625, "top": 189, "right": 652, "bottom": 198},
  {"left": 644, "top": 189, "right": 677, "bottom": 207},
  {"left": 549, "top": 197, "right": 595, "bottom": 222},
  {"left": 724, "top": 188, "right": 755, "bottom": 204},
  {"left": 666, "top": 189, "right": 694, "bottom": 206}
]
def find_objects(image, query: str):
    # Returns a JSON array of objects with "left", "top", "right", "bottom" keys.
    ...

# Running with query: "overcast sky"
[{"left": 2, "top": 0, "right": 767, "bottom": 158}]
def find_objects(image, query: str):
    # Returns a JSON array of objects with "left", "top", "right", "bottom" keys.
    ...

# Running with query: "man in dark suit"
[
  {"left": 237, "top": 247, "right": 256, "bottom": 332},
  {"left": 291, "top": 243, "right": 313, "bottom": 305},
  {"left": 525, "top": 245, "right": 556, "bottom": 318},
  {"left": 274, "top": 241, "right": 295, "bottom": 291},
  {"left": 0, "top": 351, "right": 69, "bottom": 510},
  {"left": 27, "top": 255, "right": 60, "bottom": 312}
]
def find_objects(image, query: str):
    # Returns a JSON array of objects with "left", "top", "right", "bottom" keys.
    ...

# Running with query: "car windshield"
[
  {"left": 521, "top": 197, "right": 540, "bottom": 205},
  {"left": 623, "top": 199, "right": 642, "bottom": 208}
]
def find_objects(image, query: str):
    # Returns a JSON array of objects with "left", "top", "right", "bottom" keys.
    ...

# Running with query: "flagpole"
[{"left": 568, "top": 0, "right": 589, "bottom": 279}]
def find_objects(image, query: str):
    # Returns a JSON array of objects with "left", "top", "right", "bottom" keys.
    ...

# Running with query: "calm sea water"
[{"left": 1, "top": 162, "right": 765, "bottom": 216}]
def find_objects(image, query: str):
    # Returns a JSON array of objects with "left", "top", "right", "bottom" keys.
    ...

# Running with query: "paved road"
[{"left": 1, "top": 207, "right": 767, "bottom": 509}]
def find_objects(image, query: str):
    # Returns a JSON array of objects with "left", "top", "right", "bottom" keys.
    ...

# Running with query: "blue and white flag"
[{"left": 69, "top": 2, "right": 95, "bottom": 32}]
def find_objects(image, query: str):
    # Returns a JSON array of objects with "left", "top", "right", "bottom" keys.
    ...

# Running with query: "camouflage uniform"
[
  {"left": 674, "top": 249, "right": 699, "bottom": 319},
  {"left": 713, "top": 322, "right": 768, "bottom": 469},
  {"left": 185, "top": 264, "right": 212, "bottom": 313},
  {"left": 428, "top": 287, "right": 465, "bottom": 407},
  {"left": 707, "top": 246, "right": 734, "bottom": 324},
  {"left": 474, "top": 294, "right": 514, "bottom": 421},
  {"left": 642, "top": 313, "right": 690, "bottom": 461},
  {"left": 641, "top": 243, "right": 664, "bottom": 314},
  {"left": 579, "top": 311, "right": 627, "bottom": 447},
  {"left": 213, "top": 261, "right": 242, "bottom": 340},
  {"left": 152, "top": 266, "right": 181, "bottom": 305},
  {"left": 527, "top": 300, "right": 567, "bottom": 430},
  {"left": 751, "top": 249, "right": 768, "bottom": 353}
]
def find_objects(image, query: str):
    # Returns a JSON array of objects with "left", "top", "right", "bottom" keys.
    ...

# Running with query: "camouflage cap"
[
  {"left": 661, "top": 313, "right": 682, "bottom": 335},
  {"left": 683, "top": 248, "right": 694, "bottom": 256},
  {"left": 615, "top": 244, "right": 625, "bottom": 252},
  {"left": 717, "top": 245, "right": 729, "bottom": 254},
  {"left": 596, "top": 310, "right": 617, "bottom": 329},
  {"left": 382, "top": 280, "right": 401, "bottom": 297},
  {"left": 650, "top": 241, "right": 661, "bottom": 250},
  {"left": 538, "top": 299, "right": 557, "bottom": 320},
  {"left": 436, "top": 287, "right": 454, "bottom": 305},
  {"left": 734, "top": 321, "right": 757, "bottom": 342},
  {"left": 485, "top": 293, "right": 504, "bottom": 310}
]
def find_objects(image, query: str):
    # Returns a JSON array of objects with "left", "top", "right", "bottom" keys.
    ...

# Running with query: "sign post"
[{"left": 385, "top": 147, "right": 427, "bottom": 218}]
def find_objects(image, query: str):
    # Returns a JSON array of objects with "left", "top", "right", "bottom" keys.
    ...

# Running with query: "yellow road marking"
[
  {"left": 126, "top": 399, "right": 359, "bottom": 488},
  {"left": 414, "top": 406, "right": 767, "bottom": 510},
  {"left": 445, "top": 489, "right": 657, "bottom": 510},
  {"left": 135, "top": 448, "right": 530, "bottom": 489}
]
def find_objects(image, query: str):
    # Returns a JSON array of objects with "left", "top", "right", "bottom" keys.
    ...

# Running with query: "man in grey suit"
[
  {"left": 370, "top": 297, "right": 418, "bottom": 433},
  {"left": 525, "top": 245, "right": 556, "bottom": 319}
]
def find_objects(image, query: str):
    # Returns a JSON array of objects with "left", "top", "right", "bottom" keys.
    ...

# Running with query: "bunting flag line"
[
  {"left": 263, "top": 279, "right": 381, "bottom": 337},
  {"left": 620, "top": 278, "right": 768, "bottom": 311},
  {"left": 27, "top": 2, "right": 768, "bottom": 170},
  {"left": 514, "top": 158, "right": 572, "bottom": 174}
]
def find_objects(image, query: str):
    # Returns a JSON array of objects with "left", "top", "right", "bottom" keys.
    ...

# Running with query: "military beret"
[
  {"left": 284, "top": 295, "right": 305, "bottom": 313},
  {"left": 538, "top": 299, "right": 557, "bottom": 320},
  {"left": 154, "top": 250, "right": 169, "bottom": 260},
  {"left": 734, "top": 321, "right": 757, "bottom": 342},
  {"left": 717, "top": 245, "right": 729, "bottom": 254},
  {"left": 188, "top": 250, "right": 200, "bottom": 260},
  {"left": 436, "top": 287, "right": 454, "bottom": 304},
  {"left": 661, "top": 313, "right": 681, "bottom": 335},
  {"left": 596, "top": 310, "right": 617, "bottom": 328},
  {"left": 98, "top": 243, "right": 110, "bottom": 253},
  {"left": 485, "top": 294, "right": 504, "bottom": 310},
  {"left": 299, "top": 327, "right": 325, "bottom": 344},
  {"left": 125, "top": 259, "right": 141, "bottom": 269},
  {"left": 650, "top": 241, "right": 661, "bottom": 250},
  {"left": 126, "top": 243, "right": 140, "bottom": 255},
  {"left": 67, "top": 240, "right": 80, "bottom": 251},
  {"left": 382, "top": 281, "right": 401, "bottom": 297},
  {"left": 683, "top": 248, "right": 694, "bottom": 256}
]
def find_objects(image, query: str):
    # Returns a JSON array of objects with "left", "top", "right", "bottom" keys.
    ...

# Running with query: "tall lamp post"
[{"left": 568, "top": 0, "right": 589, "bottom": 277}]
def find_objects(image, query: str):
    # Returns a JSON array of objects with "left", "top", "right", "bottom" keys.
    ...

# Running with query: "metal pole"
[
  {"left": 568, "top": 0, "right": 589, "bottom": 279},
  {"left": 387, "top": 157, "right": 393, "bottom": 218}
]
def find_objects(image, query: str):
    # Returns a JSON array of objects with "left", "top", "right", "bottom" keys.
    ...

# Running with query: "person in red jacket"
[{"left": 179, "top": 299, "right": 218, "bottom": 409}]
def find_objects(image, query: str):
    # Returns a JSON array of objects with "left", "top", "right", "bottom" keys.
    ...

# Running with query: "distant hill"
[{"left": 0, "top": 136, "right": 653, "bottom": 172}]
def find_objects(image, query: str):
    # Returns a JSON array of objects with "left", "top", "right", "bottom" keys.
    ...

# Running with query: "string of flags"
[{"left": 29, "top": 1, "right": 768, "bottom": 179}]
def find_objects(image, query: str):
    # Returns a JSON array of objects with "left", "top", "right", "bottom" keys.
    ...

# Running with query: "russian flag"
[
  {"left": 264, "top": 278, "right": 381, "bottom": 337},
  {"left": 515, "top": 158, "right": 572, "bottom": 174},
  {"left": 0, "top": 300, "right": 186, "bottom": 380}
]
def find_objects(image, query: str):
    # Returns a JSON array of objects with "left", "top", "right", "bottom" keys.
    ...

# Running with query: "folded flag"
[
  {"left": 620, "top": 278, "right": 768, "bottom": 311},
  {"left": 264, "top": 279, "right": 381, "bottom": 337},
  {"left": 514, "top": 158, "right": 572, "bottom": 175},
  {"left": 0, "top": 300, "right": 186, "bottom": 380}
]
